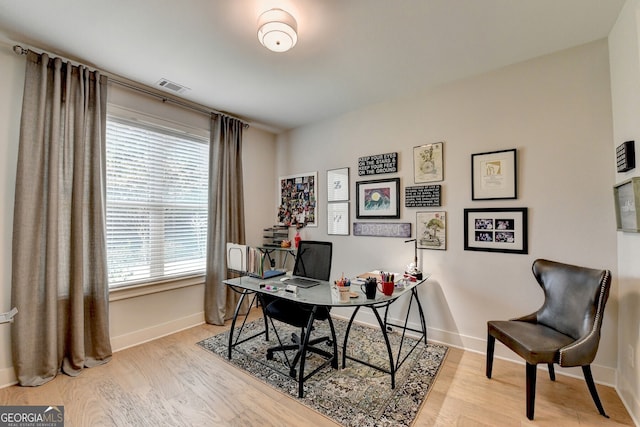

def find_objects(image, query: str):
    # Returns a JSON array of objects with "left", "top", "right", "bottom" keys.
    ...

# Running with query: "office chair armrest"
[{"left": 558, "top": 330, "right": 601, "bottom": 367}]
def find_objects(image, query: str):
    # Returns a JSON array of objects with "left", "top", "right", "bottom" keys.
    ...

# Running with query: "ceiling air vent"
[{"left": 155, "top": 78, "right": 190, "bottom": 94}]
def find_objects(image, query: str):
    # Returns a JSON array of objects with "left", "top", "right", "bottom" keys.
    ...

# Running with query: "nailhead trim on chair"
[{"left": 558, "top": 270, "right": 610, "bottom": 366}]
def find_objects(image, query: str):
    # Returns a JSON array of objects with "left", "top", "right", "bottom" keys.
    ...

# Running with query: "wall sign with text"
[
  {"left": 358, "top": 152, "right": 398, "bottom": 176},
  {"left": 405, "top": 185, "right": 441, "bottom": 207}
]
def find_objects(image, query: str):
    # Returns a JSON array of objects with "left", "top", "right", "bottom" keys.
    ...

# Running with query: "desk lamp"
[{"left": 404, "top": 239, "right": 423, "bottom": 280}]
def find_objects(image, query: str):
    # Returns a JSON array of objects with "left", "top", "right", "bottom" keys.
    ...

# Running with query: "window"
[{"left": 106, "top": 116, "right": 209, "bottom": 288}]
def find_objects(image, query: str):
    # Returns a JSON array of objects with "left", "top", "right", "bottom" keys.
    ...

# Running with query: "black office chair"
[
  {"left": 261, "top": 241, "right": 338, "bottom": 389},
  {"left": 486, "top": 259, "right": 612, "bottom": 420}
]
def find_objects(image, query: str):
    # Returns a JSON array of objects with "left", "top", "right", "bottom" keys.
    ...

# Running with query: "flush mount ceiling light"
[{"left": 257, "top": 8, "right": 298, "bottom": 53}]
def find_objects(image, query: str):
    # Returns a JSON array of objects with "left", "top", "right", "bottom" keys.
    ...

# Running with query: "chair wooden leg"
[
  {"left": 526, "top": 362, "right": 537, "bottom": 420},
  {"left": 486, "top": 334, "right": 495, "bottom": 378},
  {"left": 582, "top": 365, "right": 609, "bottom": 418},
  {"left": 547, "top": 363, "right": 555, "bottom": 381}
]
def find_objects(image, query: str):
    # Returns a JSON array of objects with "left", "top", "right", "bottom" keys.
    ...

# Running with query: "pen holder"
[
  {"left": 361, "top": 278, "right": 377, "bottom": 299},
  {"left": 337, "top": 285, "right": 350, "bottom": 302},
  {"left": 378, "top": 281, "right": 394, "bottom": 296}
]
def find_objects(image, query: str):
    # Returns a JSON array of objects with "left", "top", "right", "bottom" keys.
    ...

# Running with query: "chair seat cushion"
[
  {"left": 488, "top": 320, "right": 574, "bottom": 365},
  {"left": 265, "top": 299, "right": 330, "bottom": 328}
]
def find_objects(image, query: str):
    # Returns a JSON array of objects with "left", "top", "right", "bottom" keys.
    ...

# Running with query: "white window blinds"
[{"left": 106, "top": 116, "right": 209, "bottom": 287}]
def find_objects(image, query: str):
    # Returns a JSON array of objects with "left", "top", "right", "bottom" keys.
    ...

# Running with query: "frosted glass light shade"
[{"left": 257, "top": 8, "right": 298, "bottom": 53}]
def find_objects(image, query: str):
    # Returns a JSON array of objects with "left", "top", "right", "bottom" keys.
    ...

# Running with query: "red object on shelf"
[{"left": 294, "top": 231, "right": 301, "bottom": 248}]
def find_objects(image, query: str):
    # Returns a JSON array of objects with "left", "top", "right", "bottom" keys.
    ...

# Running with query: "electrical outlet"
[{"left": 629, "top": 344, "right": 635, "bottom": 368}]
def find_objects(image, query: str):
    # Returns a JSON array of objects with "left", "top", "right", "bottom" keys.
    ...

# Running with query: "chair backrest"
[
  {"left": 293, "top": 240, "right": 332, "bottom": 281},
  {"left": 532, "top": 259, "right": 611, "bottom": 365}
]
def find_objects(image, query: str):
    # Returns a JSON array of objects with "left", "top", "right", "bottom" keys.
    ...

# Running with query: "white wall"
[
  {"left": 0, "top": 46, "right": 277, "bottom": 385},
  {"left": 277, "top": 39, "right": 620, "bottom": 385},
  {"left": 609, "top": 0, "right": 640, "bottom": 422}
]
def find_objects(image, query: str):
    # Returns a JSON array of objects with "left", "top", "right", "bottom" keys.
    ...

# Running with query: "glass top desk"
[{"left": 223, "top": 273, "right": 429, "bottom": 397}]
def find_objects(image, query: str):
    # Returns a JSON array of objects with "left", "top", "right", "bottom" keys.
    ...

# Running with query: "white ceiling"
[{"left": 0, "top": 0, "right": 626, "bottom": 132}]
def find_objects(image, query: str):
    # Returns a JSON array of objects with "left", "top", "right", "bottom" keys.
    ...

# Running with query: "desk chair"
[
  {"left": 486, "top": 259, "right": 611, "bottom": 420},
  {"left": 261, "top": 241, "right": 337, "bottom": 390}
]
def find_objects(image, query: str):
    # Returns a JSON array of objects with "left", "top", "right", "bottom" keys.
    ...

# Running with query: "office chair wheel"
[
  {"left": 266, "top": 350, "right": 274, "bottom": 360},
  {"left": 289, "top": 368, "right": 297, "bottom": 378}
]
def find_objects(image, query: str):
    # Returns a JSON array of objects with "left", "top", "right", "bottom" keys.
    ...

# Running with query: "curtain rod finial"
[{"left": 13, "top": 45, "right": 27, "bottom": 55}]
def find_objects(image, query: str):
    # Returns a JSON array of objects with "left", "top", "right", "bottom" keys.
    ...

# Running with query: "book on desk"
[
  {"left": 226, "top": 243, "right": 287, "bottom": 279},
  {"left": 354, "top": 270, "right": 404, "bottom": 282}
]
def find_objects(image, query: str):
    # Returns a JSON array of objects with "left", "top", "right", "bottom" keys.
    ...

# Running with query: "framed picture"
[
  {"left": 416, "top": 211, "right": 446, "bottom": 250},
  {"left": 327, "top": 202, "right": 349, "bottom": 235},
  {"left": 471, "top": 149, "right": 517, "bottom": 200},
  {"left": 356, "top": 178, "right": 400, "bottom": 219},
  {"left": 327, "top": 167, "right": 349, "bottom": 201},
  {"left": 414, "top": 142, "right": 444, "bottom": 183},
  {"left": 464, "top": 207, "right": 528, "bottom": 254},
  {"left": 277, "top": 171, "right": 317, "bottom": 227},
  {"left": 614, "top": 177, "right": 640, "bottom": 232}
]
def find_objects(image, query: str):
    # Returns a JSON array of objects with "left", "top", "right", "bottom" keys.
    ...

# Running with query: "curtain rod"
[{"left": 12, "top": 44, "right": 249, "bottom": 128}]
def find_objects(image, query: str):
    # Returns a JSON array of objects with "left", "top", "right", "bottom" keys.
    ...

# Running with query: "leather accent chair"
[{"left": 486, "top": 259, "right": 611, "bottom": 420}]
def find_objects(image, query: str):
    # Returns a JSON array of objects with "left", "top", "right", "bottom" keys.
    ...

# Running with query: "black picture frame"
[
  {"left": 355, "top": 178, "right": 401, "bottom": 219},
  {"left": 464, "top": 207, "right": 528, "bottom": 254},
  {"left": 471, "top": 149, "right": 517, "bottom": 200}
]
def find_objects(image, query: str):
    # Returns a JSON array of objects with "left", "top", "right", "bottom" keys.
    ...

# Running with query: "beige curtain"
[
  {"left": 205, "top": 114, "right": 248, "bottom": 325},
  {"left": 11, "top": 52, "right": 112, "bottom": 386}
]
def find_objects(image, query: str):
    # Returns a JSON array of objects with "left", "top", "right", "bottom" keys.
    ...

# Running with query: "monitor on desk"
[{"left": 285, "top": 241, "right": 332, "bottom": 288}]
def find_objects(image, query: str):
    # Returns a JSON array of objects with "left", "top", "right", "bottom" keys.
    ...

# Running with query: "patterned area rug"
[{"left": 197, "top": 317, "right": 448, "bottom": 427}]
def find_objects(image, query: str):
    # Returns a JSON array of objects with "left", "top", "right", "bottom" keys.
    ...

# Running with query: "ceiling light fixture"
[{"left": 257, "top": 8, "right": 298, "bottom": 53}]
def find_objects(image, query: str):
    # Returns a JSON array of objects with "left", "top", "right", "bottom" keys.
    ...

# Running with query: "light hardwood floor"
[{"left": 0, "top": 308, "right": 634, "bottom": 426}]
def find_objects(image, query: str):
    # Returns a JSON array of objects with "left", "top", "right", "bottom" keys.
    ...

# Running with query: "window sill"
[{"left": 109, "top": 275, "right": 205, "bottom": 302}]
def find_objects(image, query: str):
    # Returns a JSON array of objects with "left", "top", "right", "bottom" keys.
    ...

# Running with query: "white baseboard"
[
  {"left": 0, "top": 312, "right": 205, "bottom": 389},
  {"left": 0, "top": 366, "right": 17, "bottom": 389},
  {"left": 617, "top": 373, "right": 640, "bottom": 427},
  {"left": 110, "top": 311, "right": 205, "bottom": 352}
]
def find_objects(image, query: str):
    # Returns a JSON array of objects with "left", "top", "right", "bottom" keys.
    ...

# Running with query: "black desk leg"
[
  {"left": 342, "top": 306, "right": 361, "bottom": 368},
  {"left": 228, "top": 290, "right": 248, "bottom": 360},
  {"left": 256, "top": 294, "right": 269, "bottom": 342},
  {"left": 297, "top": 305, "right": 318, "bottom": 398},
  {"left": 412, "top": 288, "right": 428, "bottom": 344},
  {"left": 371, "top": 306, "right": 396, "bottom": 389}
]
